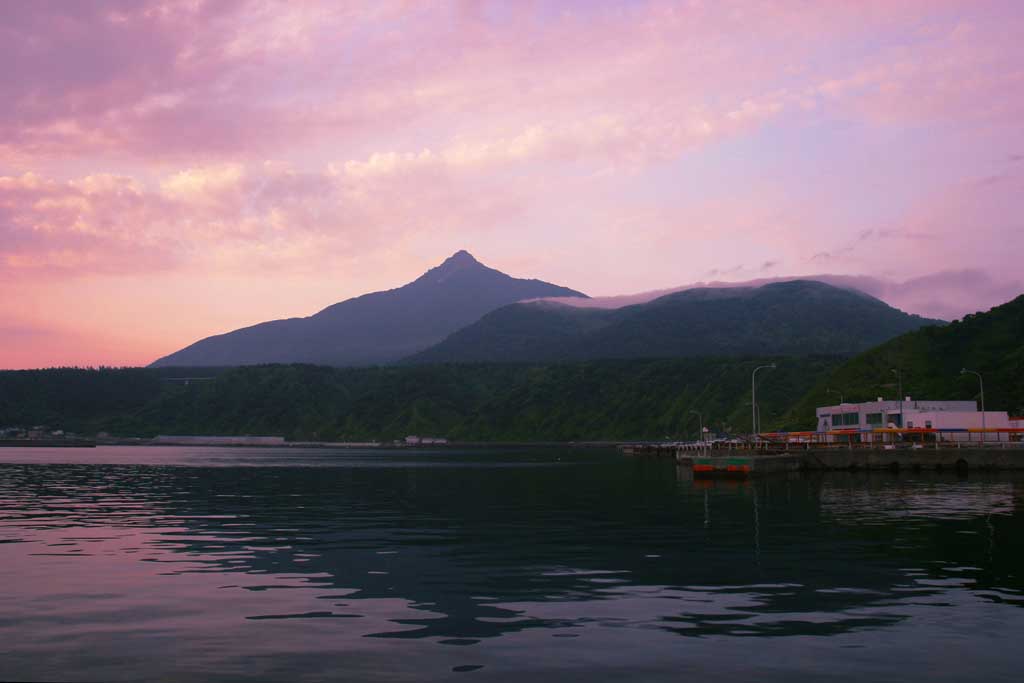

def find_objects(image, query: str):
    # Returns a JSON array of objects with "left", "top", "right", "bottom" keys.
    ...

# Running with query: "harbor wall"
[
  {"left": 665, "top": 446, "right": 1024, "bottom": 474},
  {"left": 803, "top": 447, "right": 1024, "bottom": 471}
]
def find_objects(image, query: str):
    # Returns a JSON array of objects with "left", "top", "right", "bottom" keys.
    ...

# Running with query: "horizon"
[{"left": 3, "top": 1, "right": 1023, "bottom": 368}]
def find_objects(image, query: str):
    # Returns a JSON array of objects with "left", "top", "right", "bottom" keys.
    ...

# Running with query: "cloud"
[
  {"left": 809, "top": 14, "right": 1024, "bottom": 124},
  {"left": 543, "top": 269, "right": 1023, "bottom": 321},
  {"left": 0, "top": 171, "right": 178, "bottom": 273},
  {"left": 0, "top": 1, "right": 416, "bottom": 161},
  {"left": 0, "top": 154, "right": 542, "bottom": 277},
  {"left": 4, "top": 1, "right": 1019, "bottom": 166},
  {"left": 870, "top": 270, "right": 1024, "bottom": 321}
]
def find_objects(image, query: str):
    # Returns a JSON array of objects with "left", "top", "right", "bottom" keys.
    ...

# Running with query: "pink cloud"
[
  {"left": 3, "top": 1, "right": 1018, "bottom": 166},
  {"left": 0, "top": 154, "right": 544, "bottom": 279}
]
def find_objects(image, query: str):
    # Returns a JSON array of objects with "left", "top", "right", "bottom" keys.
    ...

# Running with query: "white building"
[{"left": 815, "top": 398, "right": 1014, "bottom": 442}]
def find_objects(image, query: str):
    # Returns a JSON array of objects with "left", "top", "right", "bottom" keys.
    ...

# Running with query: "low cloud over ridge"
[{"left": 540, "top": 270, "right": 1023, "bottom": 322}]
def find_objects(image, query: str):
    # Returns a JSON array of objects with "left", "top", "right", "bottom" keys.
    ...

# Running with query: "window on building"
[
  {"left": 925, "top": 421, "right": 933, "bottom": 429},
  {"left": 866, "top": 413, "right": 883, "bottom": 426},
  {"left": 833, "top": 413, "right": 858, "bottom": 427},
  {"left": 887, "top": 414, "right": 902, "bottom": 427}
]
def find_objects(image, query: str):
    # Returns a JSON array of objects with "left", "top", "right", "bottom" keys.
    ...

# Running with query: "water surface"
[{"left": 1, "top": 446, "right": 1022, "bottom": 681}]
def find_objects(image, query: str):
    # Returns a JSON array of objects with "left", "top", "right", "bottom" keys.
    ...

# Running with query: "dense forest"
[{"left": 0, "top": 357, "right": 844, "bottom": 441}]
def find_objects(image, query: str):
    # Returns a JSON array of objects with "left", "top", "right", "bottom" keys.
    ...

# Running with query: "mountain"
[
  {"left": 407, "top": 280, "right": 943, "bottom": 364},
  {"left": 779, "top": 293, "right": 1024, "bottom": 428},
  {"left": 151, "top": 251, "right": 586, "bottom": 367}
]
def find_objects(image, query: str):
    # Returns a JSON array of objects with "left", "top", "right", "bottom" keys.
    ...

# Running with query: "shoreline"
[{"left": 116, "top": 439, "right": 624, "bottom": 449}]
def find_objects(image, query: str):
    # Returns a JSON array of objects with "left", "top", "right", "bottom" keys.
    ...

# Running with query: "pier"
[{"left": 620, "top": 427, "right": 1024, "bottom": 475}]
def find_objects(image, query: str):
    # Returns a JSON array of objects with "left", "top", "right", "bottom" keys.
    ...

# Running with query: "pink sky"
[{"left": 2, "top": 0, "right": 1023, "bottom": 369}]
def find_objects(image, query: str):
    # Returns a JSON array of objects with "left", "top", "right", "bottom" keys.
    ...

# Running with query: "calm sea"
[{"left": 1, "top": 446, "right": 1021, "bottom": 682}]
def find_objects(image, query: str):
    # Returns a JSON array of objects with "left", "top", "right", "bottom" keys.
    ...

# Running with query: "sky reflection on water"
[{"left": 1, "top": 446, "right": 1022, "bottom": 681}]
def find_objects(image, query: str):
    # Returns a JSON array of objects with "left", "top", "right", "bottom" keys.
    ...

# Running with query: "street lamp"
[
  {"left": 752, "top": 364, "right": 776, "bottom": 438},
  {"left": 689, "top": 410, "right": 704, "bottom": 444},
  {"left": 961, "top": 368, "right": 985, "bottom": 441}
]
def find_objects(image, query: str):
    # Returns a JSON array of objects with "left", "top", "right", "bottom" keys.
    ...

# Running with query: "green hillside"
[
  {"left": 407, "top": 281, "right": 942, "bottom": 364},
  {"left": 780, "top": 294, "right": 1024, "bottom": 429},
  {"left": 0, "top": 357, "right": 843, "bottom": 442}
]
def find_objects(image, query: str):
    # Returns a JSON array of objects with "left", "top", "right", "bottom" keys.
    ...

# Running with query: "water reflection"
[{"left": 1, "top": 448, "right": 1022, "bottom": 681}]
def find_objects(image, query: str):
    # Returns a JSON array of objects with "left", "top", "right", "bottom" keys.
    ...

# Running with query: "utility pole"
[
  {"left": 891, "top": 368, "right": 903, "bottom": 427},
  {"left": 961, "top": 368, "right": 985, "bottom": 442},
  {"left": 752, "top": 364, "right": 776, "bottom": 439},
  {"left": 689, "top": 410, "right": 704, "bottom": 444}
]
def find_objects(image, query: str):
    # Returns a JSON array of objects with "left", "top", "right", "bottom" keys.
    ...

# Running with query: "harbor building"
[{"left": 815, "top": 398, "right": 1015, "bottom": 443}]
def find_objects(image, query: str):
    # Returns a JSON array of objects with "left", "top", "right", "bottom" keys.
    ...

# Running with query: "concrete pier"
[
  {"left": 673, "top": 447, "right": 1024, "bottom": 476},
  {"left": 801, "top": 447, "right": 1024, "bottom": 472}
]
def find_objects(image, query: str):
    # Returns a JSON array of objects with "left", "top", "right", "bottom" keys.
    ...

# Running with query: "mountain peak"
[
  {"left": 416, "top": 250, "right": 491, "bottom": 284},
  {"left": 438, "top": 250, "right": 482, "bottom": 269}
]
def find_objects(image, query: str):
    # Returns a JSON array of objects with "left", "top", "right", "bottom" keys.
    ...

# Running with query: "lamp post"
[
  {"left": 752, "top": 364, "right": 776, "bottom": 438},
  {"left": 689, "top": 410, "right": 704, "bottom": 444},
  {"left": 961, "top": 368, "right": 985, "bottom": 442},
  {"left": 891, "top": 368, "right": 903, "bottom": 427}
]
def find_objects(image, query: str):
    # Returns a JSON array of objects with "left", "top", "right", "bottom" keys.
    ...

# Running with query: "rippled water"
[{"left": 1, "top": 446, "right": 1022, "bottom": 681}]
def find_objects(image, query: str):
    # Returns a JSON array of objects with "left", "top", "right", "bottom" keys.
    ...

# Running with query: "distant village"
[
  {"left": 1, "top": 428, "right": 451, "bottom": 448},
  {"left": 1, "top": 425, "right": 82, "bottom": 441}
]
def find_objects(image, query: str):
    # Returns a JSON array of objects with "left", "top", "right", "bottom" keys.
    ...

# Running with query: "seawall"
[{"left": 666, "top": 446, "right": 1024, "bottom": 475}]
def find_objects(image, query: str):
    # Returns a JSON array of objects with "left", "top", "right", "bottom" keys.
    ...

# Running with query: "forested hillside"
[
  {"left": 780, "top": 294, "right": 1024, "bottom": 429},
  {"left": 1, "top": 357, "right": 843, "bottom": 441},
  {"left": 408, "top": 281, "right": 941, "bottom": 364}
]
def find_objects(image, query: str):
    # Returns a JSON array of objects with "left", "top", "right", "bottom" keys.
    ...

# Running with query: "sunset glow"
[{"left": 2, "top": 1, "right": 1022, "bottom": 368}]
